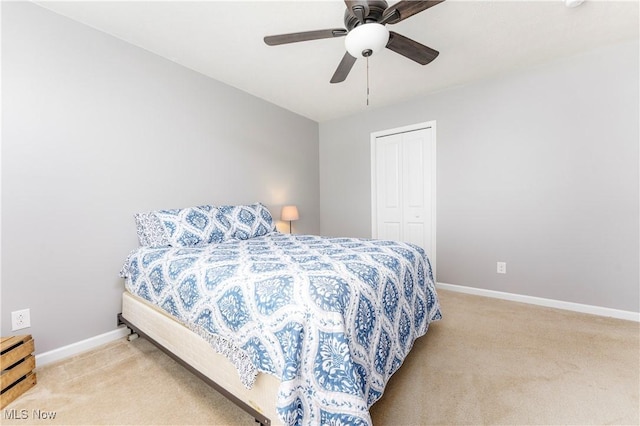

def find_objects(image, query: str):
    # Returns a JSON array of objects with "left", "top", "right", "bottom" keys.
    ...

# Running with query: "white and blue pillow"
[
  {"left": 218, "top": 203, "right": 277, "bottom": 240},
  {"left": 135, "top": 203, "right": 277, "bottom": 247},
  {"left": 155, "top": 205, "right": 231, "bottom": 247},
  {"left": 134, "top": 211, "right": 171, "bottom": 247},
  {"left": 135, "top": 205, "right": 229, "bottom": 247}
]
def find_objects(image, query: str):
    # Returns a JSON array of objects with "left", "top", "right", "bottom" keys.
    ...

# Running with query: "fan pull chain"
[{"left": 366, "top": 56, "right": 370, "bottom": 106}]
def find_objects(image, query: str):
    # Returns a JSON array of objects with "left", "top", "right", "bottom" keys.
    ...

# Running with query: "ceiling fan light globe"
[{"left": 345, "top": 23, "right": 390, "bottom": 59}]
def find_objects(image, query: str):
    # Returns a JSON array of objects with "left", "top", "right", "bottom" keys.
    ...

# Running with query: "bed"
[{"left": 119, "top": 203, "right": 441, "bottom": 425}]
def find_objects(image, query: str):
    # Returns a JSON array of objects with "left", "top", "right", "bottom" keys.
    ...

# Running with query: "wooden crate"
[{"left": 1, "top": 335, "right": 37, "bottom": 409}]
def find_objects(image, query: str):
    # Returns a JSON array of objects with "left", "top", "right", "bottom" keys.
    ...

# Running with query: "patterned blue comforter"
[{"left": 122, "top": 233, "right": 441, "bottom": 425}]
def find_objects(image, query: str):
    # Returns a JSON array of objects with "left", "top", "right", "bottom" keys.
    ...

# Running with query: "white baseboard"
[
  {"left": 36, "top": 327, "right": 130, "bottom": 367},
  {"left": 436, "top": 282, "right": 640, "bottom": 322}
]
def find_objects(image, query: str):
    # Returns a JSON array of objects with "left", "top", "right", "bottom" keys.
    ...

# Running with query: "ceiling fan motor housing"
[{"left": 344, "top": 0, "right": 389, "bottom": 30}]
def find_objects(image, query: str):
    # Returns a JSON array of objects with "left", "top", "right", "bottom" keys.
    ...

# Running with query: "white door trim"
[{"left": 370, "top": 120, "right": 437, "bottom": 277}]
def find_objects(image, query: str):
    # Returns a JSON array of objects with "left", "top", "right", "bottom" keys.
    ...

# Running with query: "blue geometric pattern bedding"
[{"left": 121, "top": 233, "right": 441, "bottom": 425}]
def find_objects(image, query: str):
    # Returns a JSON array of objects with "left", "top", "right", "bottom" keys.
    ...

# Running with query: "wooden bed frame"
[{"left": 117, "top": 292, "right": 281, "bottom": 426}]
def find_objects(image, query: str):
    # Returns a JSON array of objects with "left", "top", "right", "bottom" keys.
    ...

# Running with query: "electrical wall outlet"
[
  {"left": 11, "top": 309, "right": 31, "bottom": 331},
  {"left": 497, "top": 262, "right": 507, "bottom": 274}
]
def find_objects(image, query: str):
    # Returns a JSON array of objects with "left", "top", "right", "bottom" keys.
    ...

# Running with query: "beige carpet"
[{"left": 3, "top": 290, "right": 639, "bottom": 425}]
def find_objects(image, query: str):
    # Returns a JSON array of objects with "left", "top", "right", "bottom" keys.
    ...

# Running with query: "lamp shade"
[
  {"left": 344, "top": 23, "right": 390, "bottom": 59},
  {"left": 281, "top": 205, "right": 299, "bottom": 221}
]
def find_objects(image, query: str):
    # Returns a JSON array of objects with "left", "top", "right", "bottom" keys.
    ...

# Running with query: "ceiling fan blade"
[
  {"left": 264, "top": 28, "right": 348, "bottom": 46},
  {"left": 381, "top": 1, "right": 445, "bottom": 25},
  {"left": 386, "top": 31, "right": 439, "bottom": 65},
  {"left": 330, "top": 52, "right": 357, "bottom": 84}
]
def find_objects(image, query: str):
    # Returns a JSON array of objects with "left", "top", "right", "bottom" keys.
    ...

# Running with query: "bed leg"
[
  {"left": 255, "top": 419, "right": 267, "bottom": 426},
  {"left": 117, "top": 313, "right": 139, "bottom": 341}
]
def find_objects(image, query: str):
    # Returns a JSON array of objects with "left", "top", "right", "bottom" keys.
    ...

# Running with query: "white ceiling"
[{"left": 36, "top": 0, "right": 639, "bottom": 122}]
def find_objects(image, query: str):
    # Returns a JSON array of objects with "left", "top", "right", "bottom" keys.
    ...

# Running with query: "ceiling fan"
[{"left": 264, "top": 0, "right": 445, "bottom": 84}]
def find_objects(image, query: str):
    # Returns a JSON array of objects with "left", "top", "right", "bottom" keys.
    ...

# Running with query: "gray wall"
[
  {"left": 320, "top": 40, "right": 639, "bottom": 312},
  {"left": 1, "top": 2, "right": 319, "bottom": 353}
]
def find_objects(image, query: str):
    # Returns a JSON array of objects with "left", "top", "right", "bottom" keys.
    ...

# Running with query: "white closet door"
[
  {"left": 374, "top": 133, "right": 402, "bottom": 241},
  {"left": 372, "top": 123, "right": 436, "bottom": 270},
  {"left": 402, "top": 128, "right": 433, "bottom": 255}
]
